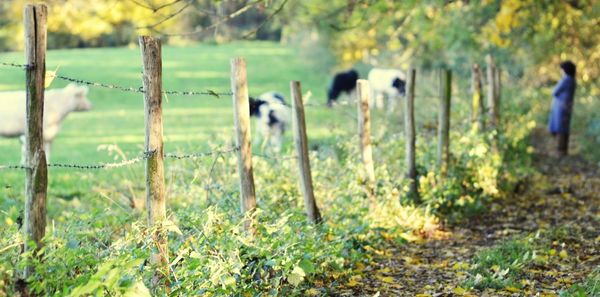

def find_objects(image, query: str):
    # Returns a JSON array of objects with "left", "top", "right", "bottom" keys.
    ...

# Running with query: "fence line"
[{"left": 0, "top": 146, "right": 239, "bottom": 171}]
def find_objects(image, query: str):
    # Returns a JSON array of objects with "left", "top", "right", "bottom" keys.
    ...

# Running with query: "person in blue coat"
[{"left": 548, "top": 61, "right": 576, "bottom": 156}]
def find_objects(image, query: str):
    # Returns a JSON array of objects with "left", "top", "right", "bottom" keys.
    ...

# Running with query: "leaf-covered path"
[{"left": 336, "top": 130, "right": 600, "bottom": 296}]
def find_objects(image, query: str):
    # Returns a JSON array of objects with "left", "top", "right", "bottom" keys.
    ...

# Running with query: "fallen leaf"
[
  {"left": 453, "top": 286, "right": 467, "bottom": 295},
  {"left": 559, "top": 250, "right": 568, "bottom": 259},
  {"left": 505, "top": 286, "right": 520, "bottom": 293}
]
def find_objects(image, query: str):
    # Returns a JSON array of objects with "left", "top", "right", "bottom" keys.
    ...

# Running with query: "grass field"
[
  {"left": 0, "top": 42, "right": 366, "bottom": 200},
  {"left": 0, "top": 41, "right": 536, "bottom": 295},
  {"left": 0, "top": 41, "right": 456, "bottom": 203}
]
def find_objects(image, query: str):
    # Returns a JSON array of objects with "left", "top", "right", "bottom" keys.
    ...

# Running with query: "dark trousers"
[{"left": 557, "top": 133, "right": 569, "bottom": 156}]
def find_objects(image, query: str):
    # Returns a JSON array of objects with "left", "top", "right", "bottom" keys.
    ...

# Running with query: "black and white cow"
[
  {"left": 249, "top": 92, "right": 290, "bottom": 153},
  {"left": 327, "top": 69, "right": 359, "bottom": 107},
  {"left": 368, "top": 68, "right": 406, "bottom": 111}
]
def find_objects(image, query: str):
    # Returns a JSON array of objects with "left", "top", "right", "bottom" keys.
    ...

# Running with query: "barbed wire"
[
  {"left": 0, "top": 61, "right": 232, "bottom": 97},
  {"left": 253, "top": 153, "right": 298, "bottom": 161},
  {"left": 0, "top": 164, "right": 29, "bottom": 170},
  {"left": 53, "top": 74, "right": 145, "bottom": 93},
  {"left": 0, "top": 146, "right": 240, "bottom": 171},
  {"left": 0, "top": 61, "right": 30, "bottom": 69},
  {"left": 53, "top": 74, "right": 233, "bottom": 97},
  {"left": 164, "top": 146, "right": 239, "bottom": 160}
]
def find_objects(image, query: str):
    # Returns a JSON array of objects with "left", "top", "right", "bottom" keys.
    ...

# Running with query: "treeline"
[
  {"left": 0, "top": 0, "right": 283, "bottom": 51},
  {"left": 1, "top": 0, "right": 598, "bottom": 93}
]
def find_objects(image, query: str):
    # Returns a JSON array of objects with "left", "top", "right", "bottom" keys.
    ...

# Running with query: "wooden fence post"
[
  {"left": 139, "top": 36, "right": 168, "bottom": 284},
  {"left": 356, "top": 79, "right": 376, "bottom": 199},
  {"left": 471, "top": 64, "right": 485, "bottom": 131},
  {"left": 23, "top": 3, "right": 48, "bottom": 279},
  {"left": 486, "top": 55, "right": 498, "bottom": 129},
  {"left": 438, "top": 69, "right": 451, "bottom": 177},
  {"left": 230, "top": 58, "right": 257, "bottom": 232},
  {"left": 494, "top": 67, "right": 502, "bottom": 126},
  {"left": 290, "top": 81, "right": 322, "bottom": 223},
  {"left": 404, "top": 68, "right": 418, "bottom": 199}
]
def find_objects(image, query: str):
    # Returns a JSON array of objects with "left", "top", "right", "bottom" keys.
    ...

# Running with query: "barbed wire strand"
[
  {"left": 53, "top": 74, "right": 233, "bottom": 97},
  {"left": 253, "top": 153, "right": 298, "bottom": 161},
  {"left": 0, "top": 147, "right": 240, "bottom": 171},
  {"left": 0, "top": 61, "right": 30, "bottom": 69},
  {"left": 0, "top": 61, "right": 232, "bottom": 97}
]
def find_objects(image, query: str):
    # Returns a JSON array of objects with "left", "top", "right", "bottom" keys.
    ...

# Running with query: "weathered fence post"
[
  {"left": 230, "top": 58, "right": 257, "bottom": 232},
  {"left": 438, "top": 69, "right": 451, "bottom": 177},
  {"left": 23, "top": 3, "right": 48, "bottom": 279},
  {"left": 139, "top": 36, "right": 168, "bottom": 284},
  {"left": 290, "top": 81, "right": 322, "bottom": 223},
  {"left": 404, "top": 68, "right": 418, "bottom": 199},
  {"left": 356, "top": 79, "right": 376, "bottom": 199},
  {"left": 471, "top": 64, "right": 485, "bottom": 131},
  {"left": 486, "top": 55, "right": 498, "bottom": 129},
  {"left": 494, "top": 66, "right": 502, "bottom": 125}
]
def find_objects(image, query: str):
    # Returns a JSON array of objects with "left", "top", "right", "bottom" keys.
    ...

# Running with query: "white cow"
[
  {"left": 249, "top": 92, "right": 291, "bottom": 153},
  {"left": 368, "top": 68, "right": 406, "bottom": 111},
  {"left": 0, "top": 83, "right": 92, "bottom": 162}
]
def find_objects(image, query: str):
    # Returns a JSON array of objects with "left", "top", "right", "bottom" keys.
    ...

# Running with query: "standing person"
[{"left": 548, "top": 61, "right": 577, "bottom": 157}]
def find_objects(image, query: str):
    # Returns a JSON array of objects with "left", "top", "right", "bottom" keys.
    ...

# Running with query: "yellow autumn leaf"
[
  {"left": 347, "top": 279, "right": 360, "bottom": 287},
  {"left": 559, "top": 250, "right": 568, "bottom": 259},
  {"left": 376, "top": 275, "right": 394, "bottom": 283},
  {"left": 452, "top": 262, "right": 469, "bottom": 270},
  {"left": 505, "top": 286, "right": 520, "bottom": 293},
  {"left": 453, "top": 286, "right": 467, "bottom": 295},
  {"left": 44, "top": 65, "right": 60, "bottom": 88},
  {"left": 549, "top": 249, "right": 557, "bottom": 256},
  {"left": 416, "top": 294, "right": 432, "bottom": 297},
  {"left": 305, "top": 288, "right": 319, "bottom": 296}
]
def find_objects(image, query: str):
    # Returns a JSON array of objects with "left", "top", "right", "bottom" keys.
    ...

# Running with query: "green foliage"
[
  {"left": 560, "top": 268, "right": 600, "bottom": 297},
  {"left": 0, "top": 43, "right": 536, "bottom": 295},
  {"left": 465, "top": 237, "right": 535, "bottom": 290}
]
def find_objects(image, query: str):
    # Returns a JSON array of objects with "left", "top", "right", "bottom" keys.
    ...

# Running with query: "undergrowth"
[{"left": 0, "top": 88, "right": 536, "bottom": 296}]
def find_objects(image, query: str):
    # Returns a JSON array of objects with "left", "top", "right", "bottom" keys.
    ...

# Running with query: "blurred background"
[{"left": 0, "top": 0, "right": 598, "bottom": 85}]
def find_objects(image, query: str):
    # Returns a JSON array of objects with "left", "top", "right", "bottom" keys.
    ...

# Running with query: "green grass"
[
  {"left": 0, "top": 41, "right": 454, "bottom": 207},
  {"left": 0, "top": 41, "right": 537, "bottom": 296},
  {"left": 0, "top": 41, "right": 364, "bottom": 201},
  {"left": 561, "top": 268, "right": 600, "bottom": 297},
  {"left": 465, "top": 237, "right": 535, "bottom": 290}
]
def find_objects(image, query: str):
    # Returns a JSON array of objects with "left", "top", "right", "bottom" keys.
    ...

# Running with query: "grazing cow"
[
  {"left": 0, "top": 83, "right": 92, "bottom": 162},
  {"left": 368, "top": 68, "right": 406, "bottom": 111},
  {"left": 249, "top": 91, "right": 290, "bottom": 153},
  {"left": 327, "top": 69, "right": 359, "bottom": 107}
]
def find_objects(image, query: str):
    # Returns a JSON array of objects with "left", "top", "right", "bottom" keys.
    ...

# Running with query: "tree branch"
[
  {"left": 128, "top": 0, "right": 185, "bottom": 13},
  {"left": 242, "top": 0, "right": 289, "bottom": 39},
  {"left": 159, "top": 0, "right": 265, "bottom": 37},
  {"left": 136, "top": 0, "right": 194, "bottom": 30}
]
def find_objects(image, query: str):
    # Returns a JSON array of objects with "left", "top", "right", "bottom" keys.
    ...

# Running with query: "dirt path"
[{"left": 337, "top": 130, "right": 600, "bottom": 296}]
